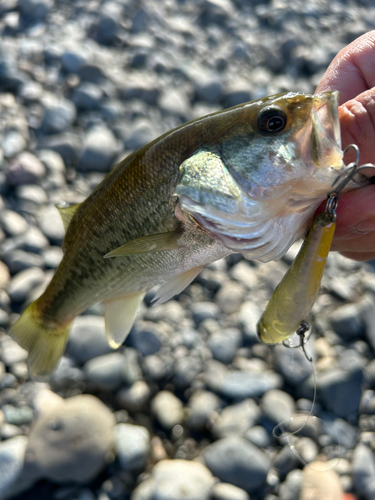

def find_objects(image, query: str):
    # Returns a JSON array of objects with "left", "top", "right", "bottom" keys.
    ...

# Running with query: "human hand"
[{"left": 315, "top": 30, "right": 375, "bottom": 261}]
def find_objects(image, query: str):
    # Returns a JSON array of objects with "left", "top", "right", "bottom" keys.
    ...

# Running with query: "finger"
[
  {"left": 338, "top": 250, "right": 375, "bottom": 262},
  {"left": 331, "top": 231, "right": 375, "bottom": 252},
  {"left": 316, "top": 30, "right": 375, "bottom": 104},
  {"left": 316, "top": 184, "right": 375, "bottom": 239}
]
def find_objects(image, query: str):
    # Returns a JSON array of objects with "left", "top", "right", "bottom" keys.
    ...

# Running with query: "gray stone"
[
  {"left": 8, "top": 267, "right": 45, "bottom": 302},
  {"left": 84, "top": 352, "right": 128, "bottom": 390},
  {"left": 203, "top": 436, "right": 270, "bottom": 493},
  {"left": 148, "top": 459, "right": 214, "bottom": 500},
  {"left": 16, "top": 185, "right": 48, "bottom": 206},
  {"left": 19, "top": 81, "right": 44, "bottom": 103},
  {"left": 37, "top": 133, "right": 82, "bottom": 167},
  {"left": 209, "top": 328, "right": 241, "bottom": 364},
  {"left": 79, "top": 126, "right": 118, "bottom": 172},
  {"left": 24, "top": 395, "right": 115, "bottom": 483},
  {"left": 151, "top": 391, "right": 184, "bottom": 430},
  {"left": 329, "top": 302, "right": 365, "bottom": 340},
  {"left": 191, "top": 302, "right": 220, "bottom": 325},
  {"left": 245, "top": 426, "right": 270, "bottom": 449},
  {"left": 2, "top": 405, "right": 33, "bottom": 426},
  {"left": 318, "top": 356, "right": 363, "bottom": 418},
  {"left": 131, "top": 323, "right": 162, "bottom": 356},
  {"left": 353, "top": 444, "right": 375, "bottom": 500},
  {"left": 37, "top": 149, "right": 66, "bottom": 174},
  {"left": 6, "top": 152, "right": 46, "bottom": 185},
  {"left": 67, "top": 315, "right": 112, "bottom": 364},
  {"left": 0, "top": 337, "right": 28, "bottom": 365},
  {"left": 0, "top": 261, "right": 10, "bottom": 288},
  {"left": 279, "top": 470, "right": 302, "bottom": 500},
  {"left": 261, "top": 389, "right": 296, "bottom": 424},
  {"left": 187, "top": 390, "right": 222, "bottom": 431},
  {"left": 0, "top": 210, "right": 28, "bottom": 236},
  {"left": 38, "top": 204, "right": 65, "bottom": 244},
  {"left": 18, "top": 0, "right": 53, "bottom": 20},
  {"left": 2, "top": 130, "right": 27, "bottom": 158},
  {"left": 72, "top": 83, "right": 103, "bottom": 110},
  {"left": 173, "top": 355, "right": 203, "bottom": 388},
  {"left": 23, "top": 226, "right": 49, "bottom": 253},
  {"left": 4, "top": 250, "right": 44, "bottom": 273},
  {"left": 115, "top": 423, "right": 150, "bottom": 472},
  {"left": 215, "top": 281, "right": 245, "bottom": 315},
  {"left": 211, "top": 483, "right": 250, "bottom": 500},
  {"left": 61, "top": 48, "right": 90, "bottom": 74},
  {"left": 212, "top": 399, "right": 260, "bottom": 439},
  {"left": 274, "top": 344, "right": 312, "bottom": 386},
  {"left": 238, "top": 301, "right": 262, "bottom": 343},
  {"left": 124, "top": 119, "right": 158, "bottom": 151},
  {"left": 195, "top": 73, "right": 224, "bottom": 104},
  {"left": 294, "top": 438, "right": 318, "bottom": 464},
  {"left": 43, "top": 246, "right": 63, "bottom": 269},
  {"left": 0, "top": 436, "right": 30, "bottom": 499},
  {"left": 219, "top": 370, "right": 282, "bottom": 400},
  {"left": 41, "top": 94, "right": 76, "bottom": 135},
  {"left": 158, "top": 89, "right": 191, "bottom": 118},
  {"left": 116, "top": 380, "right": 151, "bottom": 412}
]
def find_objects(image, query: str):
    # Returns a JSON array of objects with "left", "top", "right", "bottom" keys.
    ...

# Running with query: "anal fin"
[
  {"left": 104, "top": 291, "right": 145, "bottom": 348},
  {"left": 152, "top": 266, "right": 204, "bottom": 305}
]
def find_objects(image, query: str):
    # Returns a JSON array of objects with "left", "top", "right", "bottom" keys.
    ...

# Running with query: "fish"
[
  {"left": 10, "top": 90, "right": 346, "bottom": 379},
  {"left": 257, "top": 210, "right": 336, "bottom": 345}
]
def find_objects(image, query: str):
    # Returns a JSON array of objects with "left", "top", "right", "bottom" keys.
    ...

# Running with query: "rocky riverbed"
[{"left": 1, "top": 1, "right": 375, "bottom": 499}]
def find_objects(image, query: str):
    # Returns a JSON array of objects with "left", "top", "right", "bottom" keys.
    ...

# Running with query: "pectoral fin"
[
  {"left": 56, "top": 203, "right": 80, "bottom": 231},
  {"left": 104, "top": 291, "right": 146, "bottom": 348},
  {"left": 104, "top": 232, "right": 183, "bottom": 258},
  {"left": 152, "top": 266, "right": 204, "bottom": 305}
]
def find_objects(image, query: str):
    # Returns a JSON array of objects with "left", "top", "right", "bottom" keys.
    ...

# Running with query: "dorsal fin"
[{"left": 56, "top": 203, "right": 80, "bottom": 231}]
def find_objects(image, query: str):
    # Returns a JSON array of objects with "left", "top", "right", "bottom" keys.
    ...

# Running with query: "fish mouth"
[{"left": 310, "top": 91, "right": 343, "bottom": 175}]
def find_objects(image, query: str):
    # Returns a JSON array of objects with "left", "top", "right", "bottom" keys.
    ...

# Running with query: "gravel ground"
[{"left": 1, "top": 1, "right": 375, "bottom": 500}]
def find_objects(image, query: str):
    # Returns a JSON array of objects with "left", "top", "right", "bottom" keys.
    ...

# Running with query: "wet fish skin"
[{"left": 9, "top": 91, "right": 344, "bottom": 379}]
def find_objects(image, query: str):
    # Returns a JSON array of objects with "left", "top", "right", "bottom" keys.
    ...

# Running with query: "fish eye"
[{"left": 257, "top": 107, "right": 287, "bottom": 133}]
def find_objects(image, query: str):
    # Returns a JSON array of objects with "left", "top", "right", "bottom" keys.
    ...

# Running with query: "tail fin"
[{"left": 10, "top": 303, "right": 70, "bottom": 381}]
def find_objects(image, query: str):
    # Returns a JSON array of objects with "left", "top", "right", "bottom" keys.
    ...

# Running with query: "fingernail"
[{"left": 355, "top": 219, "right": 375, "bottom": 234}]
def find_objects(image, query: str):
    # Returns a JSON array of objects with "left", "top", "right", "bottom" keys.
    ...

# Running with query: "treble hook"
[{"left": 282, "top": 320, "right": 312, "bottom": 362}]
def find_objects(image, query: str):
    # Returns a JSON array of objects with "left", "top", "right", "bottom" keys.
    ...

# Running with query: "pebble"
[
  {"left": 279, "top": 469, "right": 302, "bottom": 500},
  {"left": 203, "top": 436, "right": 271, "bottom": 493},
  {"left": 211, "top": 482, "right": 250, "bottom": 500},
  {"left": 151, "top": 391, "right": 184, "bottom": 430},
  {"left": 0, "top": 260, "right": 10, "bottom": 288},
  {"left": 5, "top": 151, "right": 46, "bottom": 185},
  {"left": 84, "top": 352, "right": 129, "bottom": 390},
  {"left": 38, "top": 204, "right": 65, "bottom": 244},
  {"left": 79, "top": 126, "right": 118, "bottom": 172},
  {"left": 329, "top": 302, "right": 365, "bottom": 340},
  {"left": 2, "top": 404, "right": 33, "bottom": 426},
  {"left": 2, "top": 130, "right": 27, "bottom": 158},
  {"left": 219, "top": 370, "right": 282, "bottom": 400},
  {"left": 352, "top": 444, "right": 375, "bottom": 500},
  {"left": 0, "top": 209, "right": 28, "bottom": 236},
  {"left": 191, "top": 302, "right": 220, "bottom": 326},
  {"left": 300, "top": 462, "right": 343, "bottom": 500},
  {"left": 41, "top": 94, "right": 77, "bottom": 135},
  {"left": 18, "top": 0, "right": 54, "bottom": 21},
  {"left": 115, "top": 423, "right": 150, "bottom": 472},
  {"left": 37, "top": 149, "right": 66, "bottom": 174},
  {"left": 4, "top": 249, "right": 44, "bottom": 273},
  {"left": 130, "top": 323, "right": 163, "bottom": 356},
  {"left": 72, "top": 82, "right": 103, "bottom": 110},
  {"left": 261, "top": 389, "right": 296, "bottom": 424},
  {"left": 212, "top": 399, "right": 260, "bottom": 439},
  {"left": 0, "top": 436, "right": 30, "bottom": 499},
  {"left": 116, "top": 380, "right": 151, "bottom": 412},
  {"left": 187, "top": 390, "right": 222, "bottom": 431},
  {"left": 245, "top": 425, "right": 271, "bottom": 449},
  {"left": 22, "top": 226, "right": 49, "bottom": 253},
  {"left": 173, "top": 354, "right": 203, "bottom": 388},
  {"left": 134, "top": 459, "right": 214, "bottom": 500},
  {"left": 274, "top": 344, "right": 312, "bottom": 386},
  {"left": 124, "top": 118, "right": 158, "bottom": 151},
  {"left": 7, "top": 267, "right": 45, "bottom": 303},
  {"left": 215, "top": 281, "right": 245, "bottom": 314},
  {"left": 209, "top": 328, "right": 242, "bottom": 364},
  {"left": 67, "top": 315, "right": 112, "bottom": 364},
  {"left": 24, "top": 394, "right": 115, "bottom": 483}
]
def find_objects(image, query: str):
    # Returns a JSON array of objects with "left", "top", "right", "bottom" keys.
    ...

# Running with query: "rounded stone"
[
  {"left": 212, "top": 399, "right": 260, "bottom": 439},
  {"left": 79, "top": 126, "right": 118, "bottom": 172},
  {"left": 211, "top": 482, "right": 250, "bottom": 500},
  {"left": 67, "top": 315, "right": 112, "bottom": 364},
  {"left": 8, "top": 267, "right": 45, "bottom": 303},
  {"left": 115, "top": 423, "right": 150, "bottom": 472},
  {"left": 151, "top": 391, "right": 184, "bottom": 430},
  {"left": 0, "top": 210, "right": 28, "bottom": 236},
  {"left": 152, "top": 459, "right": 214, "bottom": 500},
  {"left": 84, "top": 352, "right": 128, "bottom": 390},
  {"left": 261, "top": 389, "right": 296, "bottom": 424},
  {"left": 24, "top": 394, "right": 115, "bottom": 483},
  {"left": 203, "top": 436, "right": 271, "bottom": 493},
  {"left": 0, "top": 436, "right": 30, "bottom": 499},
  {"left": 38, "top": 204, "right": 65, "bottom": 244},
  {"left": 187, "top": 390, "right": 222, "bottom": 431},
  {"left": 116, "top": 380, "right": 151, "bottom": 412},
  {"left": 6, "top": 152, "right": 46, "bottom": 186}
]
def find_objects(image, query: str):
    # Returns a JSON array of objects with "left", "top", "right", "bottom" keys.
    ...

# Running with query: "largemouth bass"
[{"left": 10, "top": 91, "right": 345, "bottom": 379}]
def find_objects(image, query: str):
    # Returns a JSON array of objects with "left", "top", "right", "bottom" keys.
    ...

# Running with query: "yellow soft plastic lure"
[{"left": 257, "top": 144, "right": 375, "bottom": 346}]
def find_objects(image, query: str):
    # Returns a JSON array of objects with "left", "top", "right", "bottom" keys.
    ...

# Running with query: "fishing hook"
[{"left": 282, "top": 320, "right": 312, "bottom": 362}]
